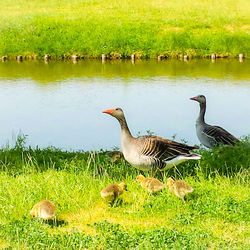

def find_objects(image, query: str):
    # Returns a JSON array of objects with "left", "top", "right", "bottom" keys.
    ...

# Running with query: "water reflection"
[{"left": 0, "top": 59, "right": 249, "bottom": 83}]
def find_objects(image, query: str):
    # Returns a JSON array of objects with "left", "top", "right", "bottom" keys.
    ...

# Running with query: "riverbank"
[
  {"left": 0, "top": 0, "right": 249, "bottom": 59},
  {"left": 0, "top": 137, "right": 249, "bottom": 248}
]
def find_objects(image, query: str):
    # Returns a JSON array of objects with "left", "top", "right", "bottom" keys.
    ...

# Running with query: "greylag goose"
[
  {"left": 30, "top": 200, "right": 56, "bottom": 220},
  {"left": 102, "top": 107, "right": 201, "bottom": 171},
  {"left": 101, "top": 182, "right": 127, "bottom": 203},
  {"left": 167, "top": 178, "right": 193, "bottom": 203},
  {"left": 136, "top": 175, "right": 165, "bottom": 193},
  {"left": 190, "top": 95, "right": 239, "bottom": 148}
]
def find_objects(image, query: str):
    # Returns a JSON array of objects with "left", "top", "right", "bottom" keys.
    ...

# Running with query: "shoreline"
[{"left": 1, "top": 54, "right": 248, "bottom": 62}]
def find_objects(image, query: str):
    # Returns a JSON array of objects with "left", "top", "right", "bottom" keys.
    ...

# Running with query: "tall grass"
[
  {"left": 0, "top": 0, "right": 249, "bottom": 58},
  {"left": 0, "top": 136, "right": 249, "bottom": 248}
]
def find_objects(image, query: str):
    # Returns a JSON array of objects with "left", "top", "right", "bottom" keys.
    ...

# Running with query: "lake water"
[{"left": 0, "top": 59, "right": 249, "bottom": 151}]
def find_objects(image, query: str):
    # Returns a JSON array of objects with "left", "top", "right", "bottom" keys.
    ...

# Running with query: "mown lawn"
[
  {"left": 0, "top": 137, "right": 249, "bottom": 248},
  {"left": 0, "top": 0, "right": 249, "bottom": 58}
]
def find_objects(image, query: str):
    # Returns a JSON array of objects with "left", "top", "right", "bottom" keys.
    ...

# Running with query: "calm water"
[{"left": 0, "top": 59, "right": 249, "bottom": 151}]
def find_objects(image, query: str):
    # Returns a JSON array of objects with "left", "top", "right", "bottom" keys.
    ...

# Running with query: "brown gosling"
[
  {"left": 167, "top": 178, "right": 194, "bottom": 203},
  {"left": 106, "top": 150, "right": 124, "bottom": 163},
  {"left": 136, "top": 175, "right": 165, "bottom": 194},
  {"left": 30, "top": 200, "right": 56, "bottom": 220},
  {"left": 100, "top": 182, "right": 126, "bottom": 203}
]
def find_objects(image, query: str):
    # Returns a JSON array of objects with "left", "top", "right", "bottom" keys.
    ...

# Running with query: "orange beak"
[
  {"left": 102, "top": 108, "right": 113, "bottom": 114},
  {"left": 190, "top": 96, "right": 198, "bottom": 101}
]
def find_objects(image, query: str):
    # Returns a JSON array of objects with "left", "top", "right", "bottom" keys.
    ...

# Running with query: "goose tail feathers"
[
  {"left": 162, "top": 153, "right": 201, "bottom": 170},
  {"left": 186, "top": 153, "right": 201, "bottom": 160}
]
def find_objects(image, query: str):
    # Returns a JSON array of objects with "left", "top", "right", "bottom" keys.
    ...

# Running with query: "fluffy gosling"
[
  {"left": 167, "top": 178, "right": 194, "bottom": 203},
  {"left": 136, "top": 175, "right": 165, "bottom": 194},
  {"left": 30, "top": 200, "right": 56, "bottom": 220},
  {"left": 106, "top": 150, "right": 124, "bottom": 163},
  {"left": 101, "top": 182, "right": 126, "bottom": 203}
]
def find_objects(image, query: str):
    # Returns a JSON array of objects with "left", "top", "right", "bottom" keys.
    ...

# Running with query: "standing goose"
[
  {"left": 102, "top": 107, "right": 201, "bottom": 171},
  {"left": 190, "top": 95, "right": 239, "bottom": 148}
]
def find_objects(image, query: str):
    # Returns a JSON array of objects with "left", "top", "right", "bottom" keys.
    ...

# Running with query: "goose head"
[
  {"left": 118, "top": 182, "right": 127, "bottom": 191},
  {"left": 136, "top": 175, "right": 146, "bottom": 183},
  {"left": 190, "top": 95, "right": 206, "bottom": 104},
  {"left": 102, "top": 107, "right": 125, "bottom": 120},
  {"left": 30, "top": 209, "right": 36, "bottom": 217},
  {"left": 167, "top": 177, "right": 174, "bottom": 187}
]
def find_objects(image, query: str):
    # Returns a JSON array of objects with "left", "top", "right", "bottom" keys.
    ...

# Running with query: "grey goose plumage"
[
  {"left": 102, "top": 107, "right": 201, "bottom": 171},
  {"left": 190, "top": 95, "right": 239, "bottom": 148}
]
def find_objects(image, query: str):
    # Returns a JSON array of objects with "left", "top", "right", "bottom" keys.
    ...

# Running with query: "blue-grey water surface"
[{"left": 0, "top": 59, "right": 249, "bottom": 150}]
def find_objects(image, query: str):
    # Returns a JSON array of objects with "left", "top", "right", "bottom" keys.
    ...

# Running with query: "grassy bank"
[
  {"left": 0, "top": 137, "right": 249, "bottom": 248},
  {"left": 0, "top": 0, "right": 250, "bottom": 59}
]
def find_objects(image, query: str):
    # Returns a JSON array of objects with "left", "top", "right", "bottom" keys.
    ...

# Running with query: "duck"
[
  {"left": 190, "top": 95, "right": 239, "bottom": 148},
  {"left": 100, "top": 182, "right": 127, "bottom": 203},
  {"left": 136, "top": 175, "right": 165, "bottom": 193},
  {"left": 30, "top": 200, "right": 56, "bottom": 220},
  {"left": 167, "top": 178, "right": 193, "bottom": 203},
  {"left": 102, "top": 107, "right": 201, "bottom": 171}
]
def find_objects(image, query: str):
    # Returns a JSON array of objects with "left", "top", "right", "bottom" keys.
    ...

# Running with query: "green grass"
[
  {"left": 0, "top": 136, "right": 249, "bottom": 248},
  {"left": 0, "top": 0, "right": 250, "bottom": 58}
]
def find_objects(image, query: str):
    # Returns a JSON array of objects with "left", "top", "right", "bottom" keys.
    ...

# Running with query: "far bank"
[{"left": 0, "top": 0, "right": 249, "bottom": 58}]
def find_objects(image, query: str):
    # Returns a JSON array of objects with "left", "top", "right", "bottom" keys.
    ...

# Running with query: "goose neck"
[
  {"left": 197, "top": 102, "right": 206, "bottom": 124},
  {"left": 118, "top": 117, "right": 133, "bottom": 139}
]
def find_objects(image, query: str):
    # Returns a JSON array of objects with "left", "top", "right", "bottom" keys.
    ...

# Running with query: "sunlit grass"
[
  {"left": 0, "top": 136, "right": 249, "bottom": 248},
  {"left": 0, "top": 0, "right": 249, "bottom": 58}
]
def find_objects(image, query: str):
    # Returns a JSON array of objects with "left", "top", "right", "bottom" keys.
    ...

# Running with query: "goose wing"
[
  {"left": 137, "top": 135, "right": 197, "bottom": 161},
  {"left": 202, "top": 125, "right": 238, "bottom": 146}
]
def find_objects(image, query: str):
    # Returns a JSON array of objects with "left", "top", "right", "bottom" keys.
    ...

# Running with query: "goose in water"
[
  {"left": 190, "top": 95, "right": 239, "bottom": 148},
  {"left": 102, "top": 107, "right": 201, "bottom": 171}
]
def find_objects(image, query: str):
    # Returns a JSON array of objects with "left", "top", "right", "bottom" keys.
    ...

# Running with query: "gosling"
[
  {"left": 136, "top": 175, "right": 165, "bottom": 194},
  {"left": 101, "top": 182, "right": 126, "bottom": 203},
  {"left": 167, "top": 178, "right": 194, "bottom": 203},
  {"left": 106, "top": 150, "right": 124, "bottom": 163},
  {"left": 30, "top": 200, "right": 56, "bottom": 220}
]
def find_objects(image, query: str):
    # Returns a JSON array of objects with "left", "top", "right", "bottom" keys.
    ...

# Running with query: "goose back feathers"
[{"left": 129, "top": 135, "right": 200, "bottom": 170}]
